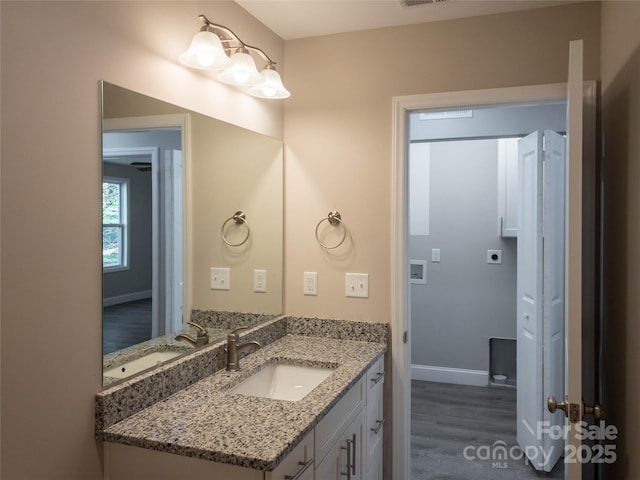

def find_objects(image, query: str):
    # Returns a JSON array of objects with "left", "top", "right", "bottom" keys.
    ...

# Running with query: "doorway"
[
  {"left": 391, "top": 80, "right": 598, "bottom": 480},
  {"left": 102, "top": 116, "right": 189, "bottom": 355},
  {"left": 407, "top": 104, "right": 566, "bottom": 478}
]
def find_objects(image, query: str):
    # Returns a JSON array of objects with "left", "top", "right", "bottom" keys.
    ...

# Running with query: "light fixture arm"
[{"left": 198, "top": 14, "right": 275, "bottom": 67}]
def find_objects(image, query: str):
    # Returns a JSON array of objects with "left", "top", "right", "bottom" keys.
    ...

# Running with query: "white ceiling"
[{"left": 235, "top": 0, "right": 583, "bottom": 40}]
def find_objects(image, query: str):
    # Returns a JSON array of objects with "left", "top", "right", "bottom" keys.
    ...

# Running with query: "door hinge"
[{"left": 403, "top": 331, "right": 408, "bottom": 344}]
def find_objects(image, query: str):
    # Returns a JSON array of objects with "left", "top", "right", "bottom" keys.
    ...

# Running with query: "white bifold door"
[{"left": 516, "top": 130, "right": 566, "bottom": 472}]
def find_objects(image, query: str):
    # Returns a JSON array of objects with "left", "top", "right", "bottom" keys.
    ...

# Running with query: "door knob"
[
  {"left": 584, "top": 402, "right": 604, "bottom": 420},
  {"left": 547, "top": 396, "right": 568, "bottom": 416}
]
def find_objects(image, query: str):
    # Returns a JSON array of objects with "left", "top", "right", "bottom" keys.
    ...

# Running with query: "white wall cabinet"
[
  {"left": 497, "top": 138, "right": 520, "bottom": 237},
  {"left": 105, "top": 359, "right": 384, "bottom": 480}
]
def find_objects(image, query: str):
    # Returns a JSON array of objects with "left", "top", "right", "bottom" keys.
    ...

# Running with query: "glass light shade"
[
  {"left": 248, "top": 68, "right": 291, "bottom": 99},
  {"left": 217, "top": 50, "right": 263, "bottom": 86},
  {"left": 179, "top": 31, "right": 231, "bottom": 70}
]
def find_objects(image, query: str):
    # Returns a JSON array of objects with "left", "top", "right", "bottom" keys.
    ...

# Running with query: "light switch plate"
[
  {"left": 254, "top": 269, "right": 267, "bottom": 293},
  {"left": 210, "top": 267, "right": 230, "bottom": 290},
  {"left": 345, "top": 273, "right": 369, "bottom": 298},
  {"left": 432, "top": 249, "right": 441, "bottom": 263}
]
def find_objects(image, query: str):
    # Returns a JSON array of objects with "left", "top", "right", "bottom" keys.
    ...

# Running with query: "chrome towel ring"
[
  {"left": 315, "top": 211, "right": 347, "bottom": 249},
  {"left": 221, "top": 211, "right": 250, "bottom": 247}
]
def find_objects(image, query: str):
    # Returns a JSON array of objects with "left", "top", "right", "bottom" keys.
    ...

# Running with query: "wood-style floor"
[
  {"left": 103, "top": 298, "right": 152, "bottom": 354},
  {"left": 411, "top": 380, "right": 564, "bottom": 479}
]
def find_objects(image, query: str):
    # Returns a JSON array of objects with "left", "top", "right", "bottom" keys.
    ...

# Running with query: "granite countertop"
[{"left": 101, "top": 334, "right": 385, "bottom": 471}]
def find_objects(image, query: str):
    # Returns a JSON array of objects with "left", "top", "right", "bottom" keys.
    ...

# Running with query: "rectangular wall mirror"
[{"left": 101, "top": 82, "right": 283, "bottom": 386}]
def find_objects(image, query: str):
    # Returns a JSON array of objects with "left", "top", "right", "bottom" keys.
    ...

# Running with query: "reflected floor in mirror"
[
  {"left": 103, "top": 299, "right": 152, "bottom": 354},
  {"left": 411, "top": 380, "right": 563, "bottom": 480}
]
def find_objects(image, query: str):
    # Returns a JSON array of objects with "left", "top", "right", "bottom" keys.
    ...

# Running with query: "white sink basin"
[
  {"left": 103, "top": 351, "right": 183, "bottom": 379},
  {"left": 229, "top": 363, "right": 334, "bottom": 401}
]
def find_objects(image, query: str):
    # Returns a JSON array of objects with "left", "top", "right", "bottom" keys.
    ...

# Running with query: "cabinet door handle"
[
  {"left": 370, "top": 418, "right": 385, "bottom": 435},
  {"left": 341, "top": 441, "right": 352, "bottom": 480},
  {"left": 351, "top": 433, "right": 356, "bottom": 476},
  {"left": 284, "top": 458, "right": 313, "bottom": 480},
  {"left": 370, "top": 371, "right": 385, "bottom": 385}
]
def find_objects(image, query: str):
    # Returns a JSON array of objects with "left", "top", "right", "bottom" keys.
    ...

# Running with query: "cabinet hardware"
[
  {"left": 340, "top": 440, "right": 352, "bottom": 480},
  {"left": 284, "top": 458, "right": 313, "bottom": 480},
  {"left": 371, "top": 418, "right": 385, "bottom": 435},
  {"left": 370, "top": 371, "right": 385, "bottom": 385},
  {"left": 351, "top": 433, "right": 356, "bottom": 476}
]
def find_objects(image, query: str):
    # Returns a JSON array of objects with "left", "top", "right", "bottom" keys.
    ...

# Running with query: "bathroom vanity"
[{"left": 97, "top": 317, "right": 387, "bottom": 480}]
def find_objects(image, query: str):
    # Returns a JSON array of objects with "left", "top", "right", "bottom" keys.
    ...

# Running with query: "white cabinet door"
[
  {"left": 315, "top": 376, "right": 365, "bottom": 466},
  {"left": 105, "top": 443, "right": 262, "bottom": 480},
  {"left": 266, "top": 431, "right": 314, "bottom": 480},
  {"left": 315, "top": 408, "right": 366, "bottom": 480},
  {"left": 497, "top": 137, "right": 519, "bottom": 237},
  {"left": 366, "top": 444, "right": 383, "bottom": 480}
]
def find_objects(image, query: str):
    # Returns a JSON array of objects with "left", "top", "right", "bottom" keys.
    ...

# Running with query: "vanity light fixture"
[{"left": 180, "top": 14, "right": 290, "bottom": 99}]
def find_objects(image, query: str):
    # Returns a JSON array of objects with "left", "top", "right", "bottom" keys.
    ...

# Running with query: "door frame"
[{"left": 391, "top": 81, "right": 596, "bottom": 480}]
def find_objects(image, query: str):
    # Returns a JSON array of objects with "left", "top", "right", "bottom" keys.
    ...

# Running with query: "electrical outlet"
[
  {"left": 345, "top": 273, "right": 369, "bottom": 298},
  {"left": 304, "top": 272, "right": 317, "bottom": 296},
  {"left": 210, "top": 267, "right": 230, "bottom": 290},
  {"left": 254, "top": 269, "right": 267, "bottom": 293},
  {"left": 487, "top": 250, "right": 503, "bottom": 264}
]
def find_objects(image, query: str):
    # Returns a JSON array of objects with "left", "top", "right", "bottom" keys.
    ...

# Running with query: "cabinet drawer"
[
  {"left": 315, "top": 376, "right": 365, "bottom": 465},
  {"left": 366, "top": 356, "right": 385, "bottom": 393},
  {"left": 267, "top": 431, "right": 314, "bottom": 480},
  {"left": 365, "top": 443, "right": 383, "bottom": 480}
]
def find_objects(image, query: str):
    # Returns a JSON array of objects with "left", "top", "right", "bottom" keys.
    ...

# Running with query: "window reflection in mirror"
[{"left": 101, "top": 82, "right": 283, "bottom": 386}]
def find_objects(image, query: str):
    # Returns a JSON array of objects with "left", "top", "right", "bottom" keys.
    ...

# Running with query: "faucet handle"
[
  {"left": 187, "top": 321, "right": 207, "bottom": 337},
  {"left": 229, "top": 326, "right": 249, "bottom": 339}
]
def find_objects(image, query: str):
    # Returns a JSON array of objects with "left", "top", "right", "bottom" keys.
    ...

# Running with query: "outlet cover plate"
[
  {"left": 304, "top": 272, "right": 318, "bottom": 296},
  {"left": 254, "top": 269, "right": 267, "bottom": 293}
]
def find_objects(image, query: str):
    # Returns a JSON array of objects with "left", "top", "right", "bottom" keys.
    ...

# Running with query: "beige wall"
[
  {"left": 190, "top": 117, "right": 283, "bottom": 314},
  {"left": 282, "top": 2, "right": 600, "bottom": 323},
  {"left": 600, "top": 2, "right": 640, "bottom": 478},
  {"left": 0, "top": 2, "right": 283, "bottom": 479}
]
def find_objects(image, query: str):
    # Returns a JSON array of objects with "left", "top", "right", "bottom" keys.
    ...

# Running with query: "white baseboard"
[
  {"left": 103, "top": 290, "right": 152, "bottom": 307},
  {"left": 411, "top": 364, "right": 488, "bottom": 387}
]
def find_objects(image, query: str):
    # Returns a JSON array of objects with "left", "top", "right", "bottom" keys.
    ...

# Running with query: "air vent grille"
[
  {"left": 399, "top": 0, "right": 448, "bottom": 7},
  {"left": 419, "top": 110, "right": 473, "bottom": 120}
]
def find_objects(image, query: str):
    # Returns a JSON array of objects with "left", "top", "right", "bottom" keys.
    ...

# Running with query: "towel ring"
[
  {"left": 315, "top": 211, "right": 347, "bottom": 249},
  {"left": 221, "top": 211, "right": 250, "bottom": 247}
]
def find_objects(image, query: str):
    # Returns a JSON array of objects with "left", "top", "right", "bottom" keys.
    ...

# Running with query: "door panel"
[
  {"left": 543, "top": 130, "right": 567, "bottom": 470},
  {"left": 563, "top": 37, "right": 585, "bottom": 480},
  {"left": 516, "top": 131, "right": 545, "bottom": 467}
]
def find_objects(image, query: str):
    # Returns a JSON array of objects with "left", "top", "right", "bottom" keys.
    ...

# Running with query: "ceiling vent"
[{"left": 399, "top": 0, "right": 448, "bottom": 7}]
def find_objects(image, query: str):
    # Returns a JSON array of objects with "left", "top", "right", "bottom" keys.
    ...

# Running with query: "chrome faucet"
[
  {"left": 226, "top": 326, "right": 261, "bottom": 371},
  {"left": 175, "top": 321, "right": 209, "bottom": 347}
]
